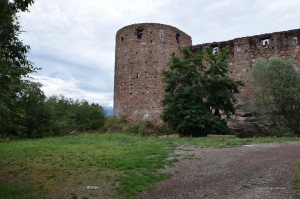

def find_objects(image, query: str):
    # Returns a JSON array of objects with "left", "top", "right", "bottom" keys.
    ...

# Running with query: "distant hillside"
[{"left": 102, "top": 106, "right": 113, "bottom": 116}]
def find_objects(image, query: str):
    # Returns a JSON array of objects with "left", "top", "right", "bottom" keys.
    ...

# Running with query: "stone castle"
[{"left": 113, "top": 23, "right": 300, "bottom": 132}]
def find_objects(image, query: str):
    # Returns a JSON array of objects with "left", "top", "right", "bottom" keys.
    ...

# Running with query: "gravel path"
[{"left": 139, "top": 142, "right": 300, "bottom": 199}]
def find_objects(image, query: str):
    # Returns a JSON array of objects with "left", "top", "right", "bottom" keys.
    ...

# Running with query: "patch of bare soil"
[
  {"left": 139, "top": 142, "right": 300, "bottom": 199},
  {"left": 51, "top": 172, "right": 116, "bottom": 199}
]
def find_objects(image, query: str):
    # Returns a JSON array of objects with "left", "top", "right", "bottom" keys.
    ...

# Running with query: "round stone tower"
[{"left": 114, "top": 23, "right": 192, "bottom": 124}]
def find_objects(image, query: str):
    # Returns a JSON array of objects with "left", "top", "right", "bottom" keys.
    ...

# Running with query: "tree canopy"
[
  {"left": 0, "top": 0, "right": 106, "bottom": 138},
  {"left": 250, "top": 57, "right": 300, "bottom": 135},
  {"left": 161, "top": 47, "right": 243, "bottom": 136},
  {"left": 0, "top": 0, "right": 38, "bottom": 136}
]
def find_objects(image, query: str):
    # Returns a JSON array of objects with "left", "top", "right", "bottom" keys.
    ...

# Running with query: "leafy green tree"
[
  {"left": 71, "top": 101, "right": 106, "bottom": 132},
  {"left": 161, "top": 47, "right": 243, "bottom": 136},
  {"left": 44, "top": 95, "right": 73, "bottom": 135},
  {"left": 45, "top": 95, "right": 106, "bottom": 135},
  {"left": 0, "top": 0, "right": 37, "bottom": 136},
  {"left": 17, "top": 82, "right": 50, "bottom": 138},
  {"left": 250, "top": 57, "right": 300, "bottom": 135}
]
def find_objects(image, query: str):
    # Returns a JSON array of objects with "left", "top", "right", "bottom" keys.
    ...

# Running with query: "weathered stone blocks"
[{"left": 114, "top": 23, "right": 300, "bottom": 132}]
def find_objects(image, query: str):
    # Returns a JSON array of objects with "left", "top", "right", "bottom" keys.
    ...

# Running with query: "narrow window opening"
[
  {"left": 159, "top": 29, "right": 165, "bottom": 39},
  {"left": 130, "top": 92, "right": 132, "bottom": 95},
  {"left": 136, "top": 73, "right": 139, "bottom": 78},
  {"left": 136, "top": 27, "right": 144, "bottom": 39},
  {"left": 176, "top": 33, "right": 180, "bottom": 43},
  {"left": 262, "top": 39, "right": 270, "bottom": 48},
  {"left": 120, "top": 37, "right": 124, "bottom": 42},
  {"left": 150, "top": 40, "right": 152, "bottom": 43},
  {"left": 293, "top": 37, "right": 298, "bottom": 44},
  {"left": 212, "top": 47, "right": 218, "bottom": 54}
]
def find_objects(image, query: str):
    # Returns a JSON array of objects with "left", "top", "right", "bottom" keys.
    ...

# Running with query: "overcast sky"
[{"left": 19, "top": 0, "right": 300, "bottom": 107}]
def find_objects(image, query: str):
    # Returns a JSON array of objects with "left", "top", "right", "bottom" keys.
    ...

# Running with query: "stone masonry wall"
[
  {"left": 191, "top": 28, "right": 300, "bottom": 97},
  {"left": 114, "top": 23, "right": 300, "bottom": 132},
  {"left": 114, "top": 23, "right": 192, "bottom": 123},
  {"left": 191, "top": 28, "right": 300, "bottom": 133}
]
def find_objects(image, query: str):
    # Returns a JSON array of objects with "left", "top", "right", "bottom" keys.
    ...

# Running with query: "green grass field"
[{"left": 0, "top": 133, "right": 299, "bottom": 199}]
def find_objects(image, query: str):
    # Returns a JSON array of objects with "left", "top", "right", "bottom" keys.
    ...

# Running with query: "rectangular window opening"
[
  {"left": 136, "top": 27, "right": 144, "bottom": 39},
  {"left": 176, "top": 33, "right": 180, "bottom": 43}
]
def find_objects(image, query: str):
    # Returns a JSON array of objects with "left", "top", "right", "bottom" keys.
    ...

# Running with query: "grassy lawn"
[{"left": 0, "top": 133, "right": 299, "bottom": 199}]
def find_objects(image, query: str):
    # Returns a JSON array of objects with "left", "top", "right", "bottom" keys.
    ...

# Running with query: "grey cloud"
[{"left": 19, "top": 0, "right": 300, "bottom": 107}]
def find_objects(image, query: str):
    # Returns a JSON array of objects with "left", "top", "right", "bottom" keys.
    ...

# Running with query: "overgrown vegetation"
[
  {"left": 0, "top": 0, "right": 37, "bottom": 137},
  {"left": 161, "top": 47, "right": 243, "bottom": 136},
  {"left": 295, "top": 159, "right": 300, "bottom": 199},
  {"left": 44, "top": 95, "right": 106, "bottom": 137},
  {"left": 0, "top": 92, "right": 106, "bottom": 138},
  {"left": 1, "top": 133, "right": 299, "bottom": 199},
  {"left": 102, "top": 117, "right": 170, "bottom": 136},
  {"left": 250, "top": 57, "right": 300, "bottom": 136}
]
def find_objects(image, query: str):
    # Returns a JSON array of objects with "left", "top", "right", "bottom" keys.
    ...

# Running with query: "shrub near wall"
[{"left": 250, "top": 57, "right": 300, "bottom": 136}]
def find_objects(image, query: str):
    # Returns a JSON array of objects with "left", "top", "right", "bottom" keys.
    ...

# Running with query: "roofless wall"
[
  {"left": 114, "top": 23, "right": 192, "bottom": 123},
  {"left": 114, "top": 23, "right": 300, "bottom": 132}
]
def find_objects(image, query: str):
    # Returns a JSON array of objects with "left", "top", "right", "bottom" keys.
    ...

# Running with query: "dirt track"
[{"left": 139, "top": 142, "right": 300, "bottom": 199}]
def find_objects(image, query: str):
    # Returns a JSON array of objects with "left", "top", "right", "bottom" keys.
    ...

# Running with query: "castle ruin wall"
[
  {"left": 114, "top": 23, "right": 300, "bottom": 131},
  {"left": 114, "top": 23, "right": 192, "bottom": 123}
]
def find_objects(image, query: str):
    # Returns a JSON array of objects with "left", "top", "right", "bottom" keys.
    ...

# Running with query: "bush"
[
  {"left": 250, "top": 57, "right": 300, "bottom": 136},
  {"left": 102, "top": 118, "right": 159, "bottom": 136},
  {"left": 161, "top": 47, "right": 242, "bottom": 136},
  {"left": 45, "top": 95, "right": 106, "bottom": 136}
]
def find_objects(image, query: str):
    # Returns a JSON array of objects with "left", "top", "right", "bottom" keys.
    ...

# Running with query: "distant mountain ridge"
[{"left": 102, "top": 106, "right": 113, "bottom": 116}]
